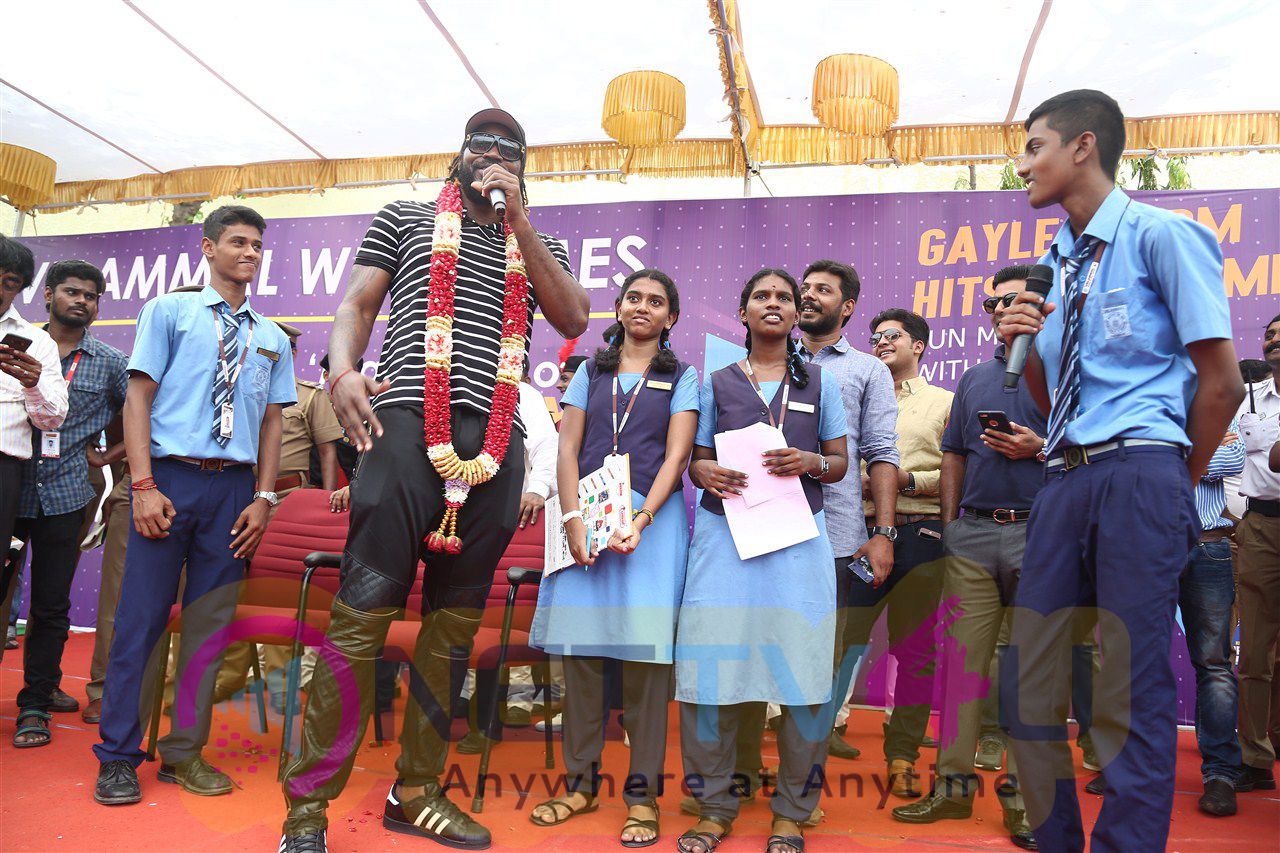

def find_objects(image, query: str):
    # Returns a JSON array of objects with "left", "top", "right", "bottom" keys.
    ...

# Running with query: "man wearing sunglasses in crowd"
[
  {"left": 847, "top": 309, "right": 953, "bottom": 799},
  {"left": 891, "top": 264, "right": 1045, "bottom": 848},
  {"left": 278, "top": 109, "right": 587, "bottom": 853}
]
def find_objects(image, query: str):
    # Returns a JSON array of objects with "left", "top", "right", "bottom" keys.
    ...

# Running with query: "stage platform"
[{"left": 3, "top": 632, "right": 1277, "bottom": 851}]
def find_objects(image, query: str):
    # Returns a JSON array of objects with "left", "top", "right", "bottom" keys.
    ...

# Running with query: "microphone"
[
  {"left": 1003, "top": 263, "right": 1056, "bottom": 389},
  {"left": 488, "top": 187, "right": 507, "bottom": 216}
]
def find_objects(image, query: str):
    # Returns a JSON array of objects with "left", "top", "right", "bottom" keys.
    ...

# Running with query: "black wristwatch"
[
  {"left": 870, "top": 525, "right": 898, "bottom": 542},
  {"left": 900, "top": 472, "right": 917, "bottom": 495}
]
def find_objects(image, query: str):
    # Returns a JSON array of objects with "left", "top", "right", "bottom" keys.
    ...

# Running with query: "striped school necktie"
[
  {"left": 211, "top": 305, "right": 241, "bottom": 447},
  {"left": 1043, "top": 236, "right": 1103, "bottom": 455}
]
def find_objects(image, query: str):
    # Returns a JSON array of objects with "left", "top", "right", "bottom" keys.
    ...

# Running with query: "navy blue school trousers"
[
  {"left": 94, "top": 458, "right": 253, "bottom": 767},
  {"left": 1003, "top": 444, "right": 1196, "bottom": 853}
]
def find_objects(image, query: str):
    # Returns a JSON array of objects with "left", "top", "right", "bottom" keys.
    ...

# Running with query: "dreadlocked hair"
[
  {"left": 593, "top": 269, "right": 681, "bottom": 373},
  {"left": 740, "top": 268, "right": 810, "bottom": 389}
]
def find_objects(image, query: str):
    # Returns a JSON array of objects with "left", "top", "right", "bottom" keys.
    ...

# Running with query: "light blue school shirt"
[
  {"left": 128, "top": 285, "right": 296, "bottom": 464},
  {"left": 1035, "top": 186, "right": 1233, "bottom": 449}
]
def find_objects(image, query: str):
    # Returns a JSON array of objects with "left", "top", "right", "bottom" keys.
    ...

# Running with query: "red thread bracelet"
[
  {"left": 328, "top": 368, "right": 358, "bottom": 395},
  {"left": 131, "top": 477, "right": 157, "bottom": 492}
]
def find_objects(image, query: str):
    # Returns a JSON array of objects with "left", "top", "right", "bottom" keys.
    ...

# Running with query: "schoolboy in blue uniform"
[
  {"left": 998, "top": 90, "right": 1244, "bottom": 852},
  {"left": 92, "top": 206, "right": 296, "bottom": 806}
]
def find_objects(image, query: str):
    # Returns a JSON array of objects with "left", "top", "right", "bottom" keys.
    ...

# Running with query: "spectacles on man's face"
[
  {"left": 869, "top": 328, "right": 907, "bottom": 347},
  {"left": 465, "top": 132, "right": 525, "bottom": 162},
  {"left": 982, "top": 293, "right": 1019, "bottom": 314}
]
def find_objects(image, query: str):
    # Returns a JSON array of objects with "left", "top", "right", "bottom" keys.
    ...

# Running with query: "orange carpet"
[{"left": 2, "top": 632, "right": 1277, "bottom": 852}]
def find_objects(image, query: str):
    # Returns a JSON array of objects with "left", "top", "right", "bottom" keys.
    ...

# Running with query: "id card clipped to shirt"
[{"left": 41, "top": 431, "right": 61, "bottom": 458}]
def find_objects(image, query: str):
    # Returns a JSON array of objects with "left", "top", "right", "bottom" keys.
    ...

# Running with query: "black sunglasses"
[
  {"left": 465, "top": 132, "right": 525, "bottom": 162},
  {"left": 982, "top": 293, "right": 1019, "bottom": 314}
]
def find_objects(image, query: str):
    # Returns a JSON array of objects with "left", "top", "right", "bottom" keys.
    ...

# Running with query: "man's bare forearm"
[
  {"left": 867, "top": 460, "right": 898, "bottom": 526},
  {"left": 327, "top": 265, "right": 389, "bottom": 375},
  {"left": 940, "top": 452, "right": 966, "bottom": 524},
  {"left": 123, "top": 377, "right": 157, "bottom": 481},
  {"left": 256, "top": 405, "right": 283, "bottom": 492},
  {"left": 509, "top": 215, "right": 588, "bottom": 338}
]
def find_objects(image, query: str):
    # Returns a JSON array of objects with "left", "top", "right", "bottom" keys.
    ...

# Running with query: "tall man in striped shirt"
[{"left": 280, "top": 109, "right": 588, "bottom": 853}]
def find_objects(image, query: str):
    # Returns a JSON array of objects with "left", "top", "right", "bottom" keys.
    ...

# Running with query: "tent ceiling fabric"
[{"left": 2, "top": 0, "right": 1278, "bottom": 210}]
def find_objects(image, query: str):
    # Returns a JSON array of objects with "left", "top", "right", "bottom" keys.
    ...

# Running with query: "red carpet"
[{"left": 3, "top": 633, "right": 1277, "bottom": 852}]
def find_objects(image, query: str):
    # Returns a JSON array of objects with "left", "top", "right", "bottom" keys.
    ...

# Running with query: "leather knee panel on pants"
[{"left": 336, "top": 555, "right": 411, "bottom": 613}]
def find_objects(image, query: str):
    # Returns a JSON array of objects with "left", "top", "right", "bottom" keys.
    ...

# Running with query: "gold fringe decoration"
[
  {"left": 38, "top": 112, "right": 1280, "bottom": 210},
  {"left": 602, "top": 71, "right": 687, "bottom": 148},
  {"left": 0, "top": 143, "right": 57, "bottom": 211},
  {"left": 812, "top": 54, "right": 899, "bottom": 137}
]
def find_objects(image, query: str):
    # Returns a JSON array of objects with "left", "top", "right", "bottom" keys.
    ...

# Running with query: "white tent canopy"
[{"left": 1, "top": 0, "right": 1277, "bottom": 201}]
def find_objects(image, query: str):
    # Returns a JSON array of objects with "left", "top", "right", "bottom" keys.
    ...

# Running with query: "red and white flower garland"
[{"left": 422, "top": 180, "right": 529, "bottom": 553}]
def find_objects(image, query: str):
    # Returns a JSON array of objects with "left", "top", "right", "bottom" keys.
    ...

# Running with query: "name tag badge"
[
  {"left": 219, "top": 402, "right": 235, "bottom": 440},
  {"left": 256, "top": 347, "right": 281, "bottom": 362},
  {"left": 40, "top": 431, "right": 61, "bottom": 458},
  {"left": 787, "top": 401, "right": 816, "bottom": 414},
  {"left": 647, "top": 380, "right": 673, "bottom": 391}
]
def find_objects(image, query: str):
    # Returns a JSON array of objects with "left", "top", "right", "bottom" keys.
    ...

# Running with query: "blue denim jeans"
[{"left": 1179, "top": 538, "right": 1244, "bottom": 784}]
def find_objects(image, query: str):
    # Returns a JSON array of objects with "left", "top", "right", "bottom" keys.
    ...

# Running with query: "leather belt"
[
  {"left": 868, "top": 513, "right": 939, "bottom": 526},
  {"left": 275, "top": 472, "right": 305, "bottom": 492},
  {"left": 168, "top": 456, "right": 245, "bottom": 471},
  {"left": 1199, "top": 528, "right": 1233, "bottom": 543},
  {"left": 1046, "top": 439, "right": 1183, "bottom": 472},
  {"left": 1247, "top": 498, "right": 1280, "bottom": 518},
  {"left": 965, "top": 507, "right": 1032, "bottom": 524}
]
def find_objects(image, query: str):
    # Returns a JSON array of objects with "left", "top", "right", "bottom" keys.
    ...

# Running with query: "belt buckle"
[
  {"left": 1062, "top": 446, "right": 1089, "bottom": 471},
  {"left": 992, "top": 508, "right": 1015, "bottom": 524},
  {"left": 200, "top": 459, "right": 224, "bottom": 472}
]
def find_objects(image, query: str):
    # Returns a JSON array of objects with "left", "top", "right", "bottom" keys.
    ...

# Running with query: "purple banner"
[{"left": 21, "top": 188, "right": 1280, "bottom": 724}]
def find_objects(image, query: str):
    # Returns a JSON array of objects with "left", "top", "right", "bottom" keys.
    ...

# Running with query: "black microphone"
[
  {"left": 1003, "top": 263, "right": 1055, "bottom": 389},
  {"left": 488, "top": 188, "right": 507, "bottom": 216}
]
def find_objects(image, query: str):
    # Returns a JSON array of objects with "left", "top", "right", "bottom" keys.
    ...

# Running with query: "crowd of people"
[{"left": 1, "top": 89, "right": 1278, "bottom": 853}]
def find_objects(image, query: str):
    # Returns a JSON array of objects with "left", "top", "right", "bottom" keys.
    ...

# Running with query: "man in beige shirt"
[{"left": 848, "top": 308, "right": 953, "bottom": 799}]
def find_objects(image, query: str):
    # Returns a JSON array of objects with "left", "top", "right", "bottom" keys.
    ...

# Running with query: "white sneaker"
[{"left": 534, "top": 713, "right": 563, "bottom": 733}]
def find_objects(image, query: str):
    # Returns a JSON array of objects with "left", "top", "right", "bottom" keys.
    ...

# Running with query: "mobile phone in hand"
[
  {"left": 0, "top": 333, "right": 31, "bottom": 352},
  {"left": 977, "top": 410, "right": 1015, "bottom": 435},
  {"left": 851, "top": 555, "right": 875, "bottom": 584}
]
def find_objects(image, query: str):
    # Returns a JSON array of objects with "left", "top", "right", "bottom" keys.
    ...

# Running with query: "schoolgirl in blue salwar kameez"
[
  {"left": 529, "top": 269, "right": 699, "bottom": 847},
  {"left": 677, "top": 269, "right": 849, "bottom": 853}
]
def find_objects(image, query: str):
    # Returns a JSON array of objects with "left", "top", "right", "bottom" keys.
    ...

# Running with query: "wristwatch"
[
  {"left": 869, "top": 525, "right": 898, "bottom": 542},
  {"left": 900, "top": 472, "right": 917, "bottom": 495},
  {"left": 806, "top": 454, "right": 830, "bottom": 480},
  {"left": 254, "top": 490, "right": 280, "bottom": 507}
]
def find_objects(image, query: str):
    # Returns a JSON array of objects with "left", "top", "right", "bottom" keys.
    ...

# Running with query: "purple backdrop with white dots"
[{"left": 19, "top": 187, "right": 1280, "bottom": 724}]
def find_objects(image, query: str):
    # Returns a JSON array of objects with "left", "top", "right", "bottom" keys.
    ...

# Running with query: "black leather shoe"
[
  {"left": 1198, "top": 779, "right": 1237, "bottom": 816},
  {"left": 95, "top": 759, "right": 142, "bottom": 805},
  {"left": 827, "top": 730, "right": 861, "bottom": 760},
  {"left": 891, "top": 791, "right": 972, "bottom": 824},
  {"left": 1003, "top": 809, "right": 1038, "bottom": 850},
  {"left": 278, "top": 830, "right": 327, "bottom": 852},
  {"left": 1237, "top": 765, "right": 1276, "bottom": 791},
  {"left": 50, "top": 688, "right": 80, "bottom": 713},
  {"left": 383, "top": 783, "right": 491, "bottom": 849},
  {"left": 1084, "top": 774, "right": 1105, "bottom": 796}
]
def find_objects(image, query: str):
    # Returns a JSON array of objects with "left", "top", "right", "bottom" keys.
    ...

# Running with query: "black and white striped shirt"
[{"left": 355, "top": 199, "right": 572, "bottom": 435}]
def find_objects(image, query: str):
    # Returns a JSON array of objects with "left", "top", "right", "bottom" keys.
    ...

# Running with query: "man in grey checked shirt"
[{"left": 797, "top": 259, "right": 901, "bottom": 760}]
